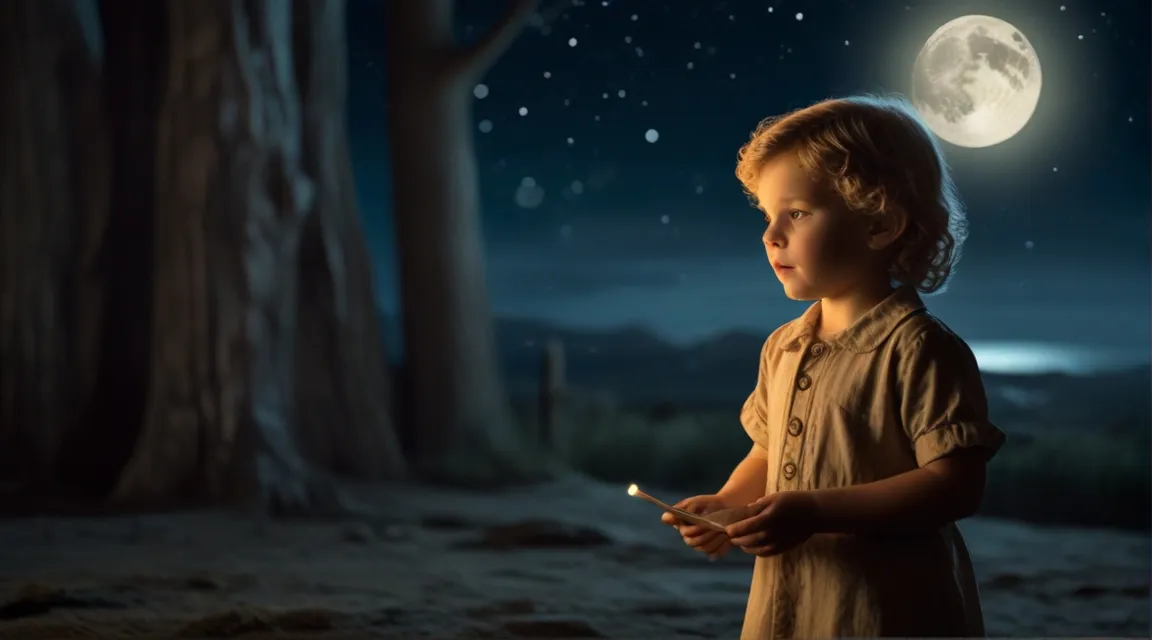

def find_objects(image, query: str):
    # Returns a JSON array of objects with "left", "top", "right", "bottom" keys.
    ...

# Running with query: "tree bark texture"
[
  {"left": 0, "top": 0, "right": 109, "bottom": 490},
  {"left": 292, "top": 0, "right": 404, "bottom": 480},
  {"left": 385, "top": 0, "right": 545, "bottom": 483},
  {"left": 1, "top": 0, "right": 401, "bottom": 510},
  {"left": 110, "top": 0, "right": 320, "bottom": 506},
  {"left": 57, "top": 0, "right": 169, "bottom": 497}
]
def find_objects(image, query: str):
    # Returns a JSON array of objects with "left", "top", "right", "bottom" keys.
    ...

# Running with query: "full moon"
[{"left": 911, "top": 15, "right": 1042, "bottom": 148}]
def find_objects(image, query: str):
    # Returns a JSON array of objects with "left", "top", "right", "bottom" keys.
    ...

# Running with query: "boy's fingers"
[
  {"left": 681, "top": 527, "right": 709, "bottom": 543},
  {"left": 702, "top": 535, "right": 728, "bottom": 555},
  {"left": 724, "top": 510, "right": 767, "bottom": 538},
  {"left": 685, "top": 530, "right": 727, "bottom": 549},
  {"left": 740, "top": 543, "right": 781, "bottom": 557},
  {"left": 679, "top": 524, "right": 711, "bottom": 538},
  {"left": 674, "top": 498, "right": 712, "bottom": 514},
  {"left": 730, "top": 529, "right": 771, "bottom": 548}
]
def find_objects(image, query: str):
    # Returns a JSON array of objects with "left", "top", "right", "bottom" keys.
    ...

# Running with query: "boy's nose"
[{"left": 763, "top": 224, "right": 786, "bottom": 247}]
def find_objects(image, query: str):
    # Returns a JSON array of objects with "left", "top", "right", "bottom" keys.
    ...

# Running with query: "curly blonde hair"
[{"left": 735, "top": 94, "right": 967, "bottom": 294}]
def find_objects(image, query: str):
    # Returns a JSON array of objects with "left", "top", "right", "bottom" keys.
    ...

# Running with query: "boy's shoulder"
[{"left": 887, "top": 309, "right": 978, "bottom": 366}]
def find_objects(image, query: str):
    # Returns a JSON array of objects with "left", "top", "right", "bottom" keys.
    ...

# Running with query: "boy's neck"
[{"left": 816, "top": 279, "right": 896, "bottom": 340}]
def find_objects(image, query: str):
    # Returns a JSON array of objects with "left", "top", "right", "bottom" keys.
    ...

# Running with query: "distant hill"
[{"left": 380, "top": 315, "right": 1151, "bottom": 436}]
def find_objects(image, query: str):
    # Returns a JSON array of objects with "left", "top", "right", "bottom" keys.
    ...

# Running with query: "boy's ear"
[{"left": 866, "top": 209, "right": 908, "bottom": 251}]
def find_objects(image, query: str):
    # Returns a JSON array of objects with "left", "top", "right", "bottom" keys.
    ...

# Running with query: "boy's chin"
[{"left": 779, "top": 283, "right": 821, "bottom": 301}]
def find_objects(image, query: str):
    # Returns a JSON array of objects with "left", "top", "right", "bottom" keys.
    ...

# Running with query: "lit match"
[
  {"left": 628, "top": 483, "right": 671, "bottom": 509},
  {"left": 627, "top": 483, "right": 726, "bottom": 531},
  {"left": 628, "top": 483, "right": 669, "bottom": 508}
]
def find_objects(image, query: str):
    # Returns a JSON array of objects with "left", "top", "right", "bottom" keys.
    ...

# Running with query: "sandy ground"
[{"left": 0, "top": 475, "right": 1147, "bottom": 639}]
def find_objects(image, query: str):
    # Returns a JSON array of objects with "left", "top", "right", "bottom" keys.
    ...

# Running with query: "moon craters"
[{"left": 911, "top": 15, "right": 1042, "bottom": 148}]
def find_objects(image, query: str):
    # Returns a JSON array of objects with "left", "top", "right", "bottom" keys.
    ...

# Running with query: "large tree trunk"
[
  {"left": 0, "top": 0, "right": 109, "bottom": 491},
  {"left": 58, "top": 0, "right": 168, "bottom": 498},
  {"left": 385, "top": 0, "right": 547, "bottom": 484},
  {"left": 292, "top": 0, "right": 404, "bottom": 480},
  {"left": 109, "top": 0, "right": 328, "bottom": 509}
]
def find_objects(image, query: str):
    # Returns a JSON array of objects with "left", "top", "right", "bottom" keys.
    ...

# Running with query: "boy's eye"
[{"left": 789, "top": 209, "right": 808, "bottom": 220}]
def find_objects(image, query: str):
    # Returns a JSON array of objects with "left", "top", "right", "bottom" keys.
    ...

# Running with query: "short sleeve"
[
  {"left": 740, "top": 336, "right": 773, "bottom": 447},
  {"left": 898, "top": 329, "right": 1006, "bottom": 467}
]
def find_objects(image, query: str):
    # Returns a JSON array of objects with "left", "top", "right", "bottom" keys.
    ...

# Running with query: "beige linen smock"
[{"left": 738, "top": 285, "right": 1006, "bottom": 639}]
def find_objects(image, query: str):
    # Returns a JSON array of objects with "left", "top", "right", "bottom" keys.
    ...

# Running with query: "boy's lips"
[{"left": 772, "top": 261, "right": 794, "bottom": 270}]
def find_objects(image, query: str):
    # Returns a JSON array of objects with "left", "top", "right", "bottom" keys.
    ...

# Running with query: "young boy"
[{"left": 661, "top": 94, "right": 1006, "bottom": 638}]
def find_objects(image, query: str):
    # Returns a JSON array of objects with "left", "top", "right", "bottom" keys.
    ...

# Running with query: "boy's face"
[{"left": 754, "top": 151, "right": 876, "bottom": 301}]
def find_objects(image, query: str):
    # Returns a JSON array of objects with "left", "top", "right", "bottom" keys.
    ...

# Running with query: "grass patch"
[
  {"left": 982, "top": 429, "right": 1150, "bottom": 530},
  {"left": 526, "top": 398, "right": 1151, "bottom": 532}
]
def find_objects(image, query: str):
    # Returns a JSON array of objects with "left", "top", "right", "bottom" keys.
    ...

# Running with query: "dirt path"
[{"left": 0, "top": 477, "right": 1147, "bottom": 638}]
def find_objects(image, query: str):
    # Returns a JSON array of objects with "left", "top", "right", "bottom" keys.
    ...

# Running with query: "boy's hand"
[
  {"left": 661, "top": 494, "right": 732, "bottom": 560},
  {"left": 725, "top": 491, "right": 818, "bottom": 557}
]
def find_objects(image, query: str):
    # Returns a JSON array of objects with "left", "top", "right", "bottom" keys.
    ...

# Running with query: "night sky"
[{"left": 348, "top": 0, "right": 1150, "bottom": 371}]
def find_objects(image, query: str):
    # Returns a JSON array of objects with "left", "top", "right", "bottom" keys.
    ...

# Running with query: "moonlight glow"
[{"left": 911, "top": 15, "right": 1042, "bottom": 148}]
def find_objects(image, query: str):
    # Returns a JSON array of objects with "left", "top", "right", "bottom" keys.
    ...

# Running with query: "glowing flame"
[{"left": 627, "top": 483, "right": 639, "bottom": 496}]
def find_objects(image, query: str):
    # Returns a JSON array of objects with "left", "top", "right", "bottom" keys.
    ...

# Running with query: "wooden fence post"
[{"left": 537, "top": 339, "right": 566, "bottom": 454}]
